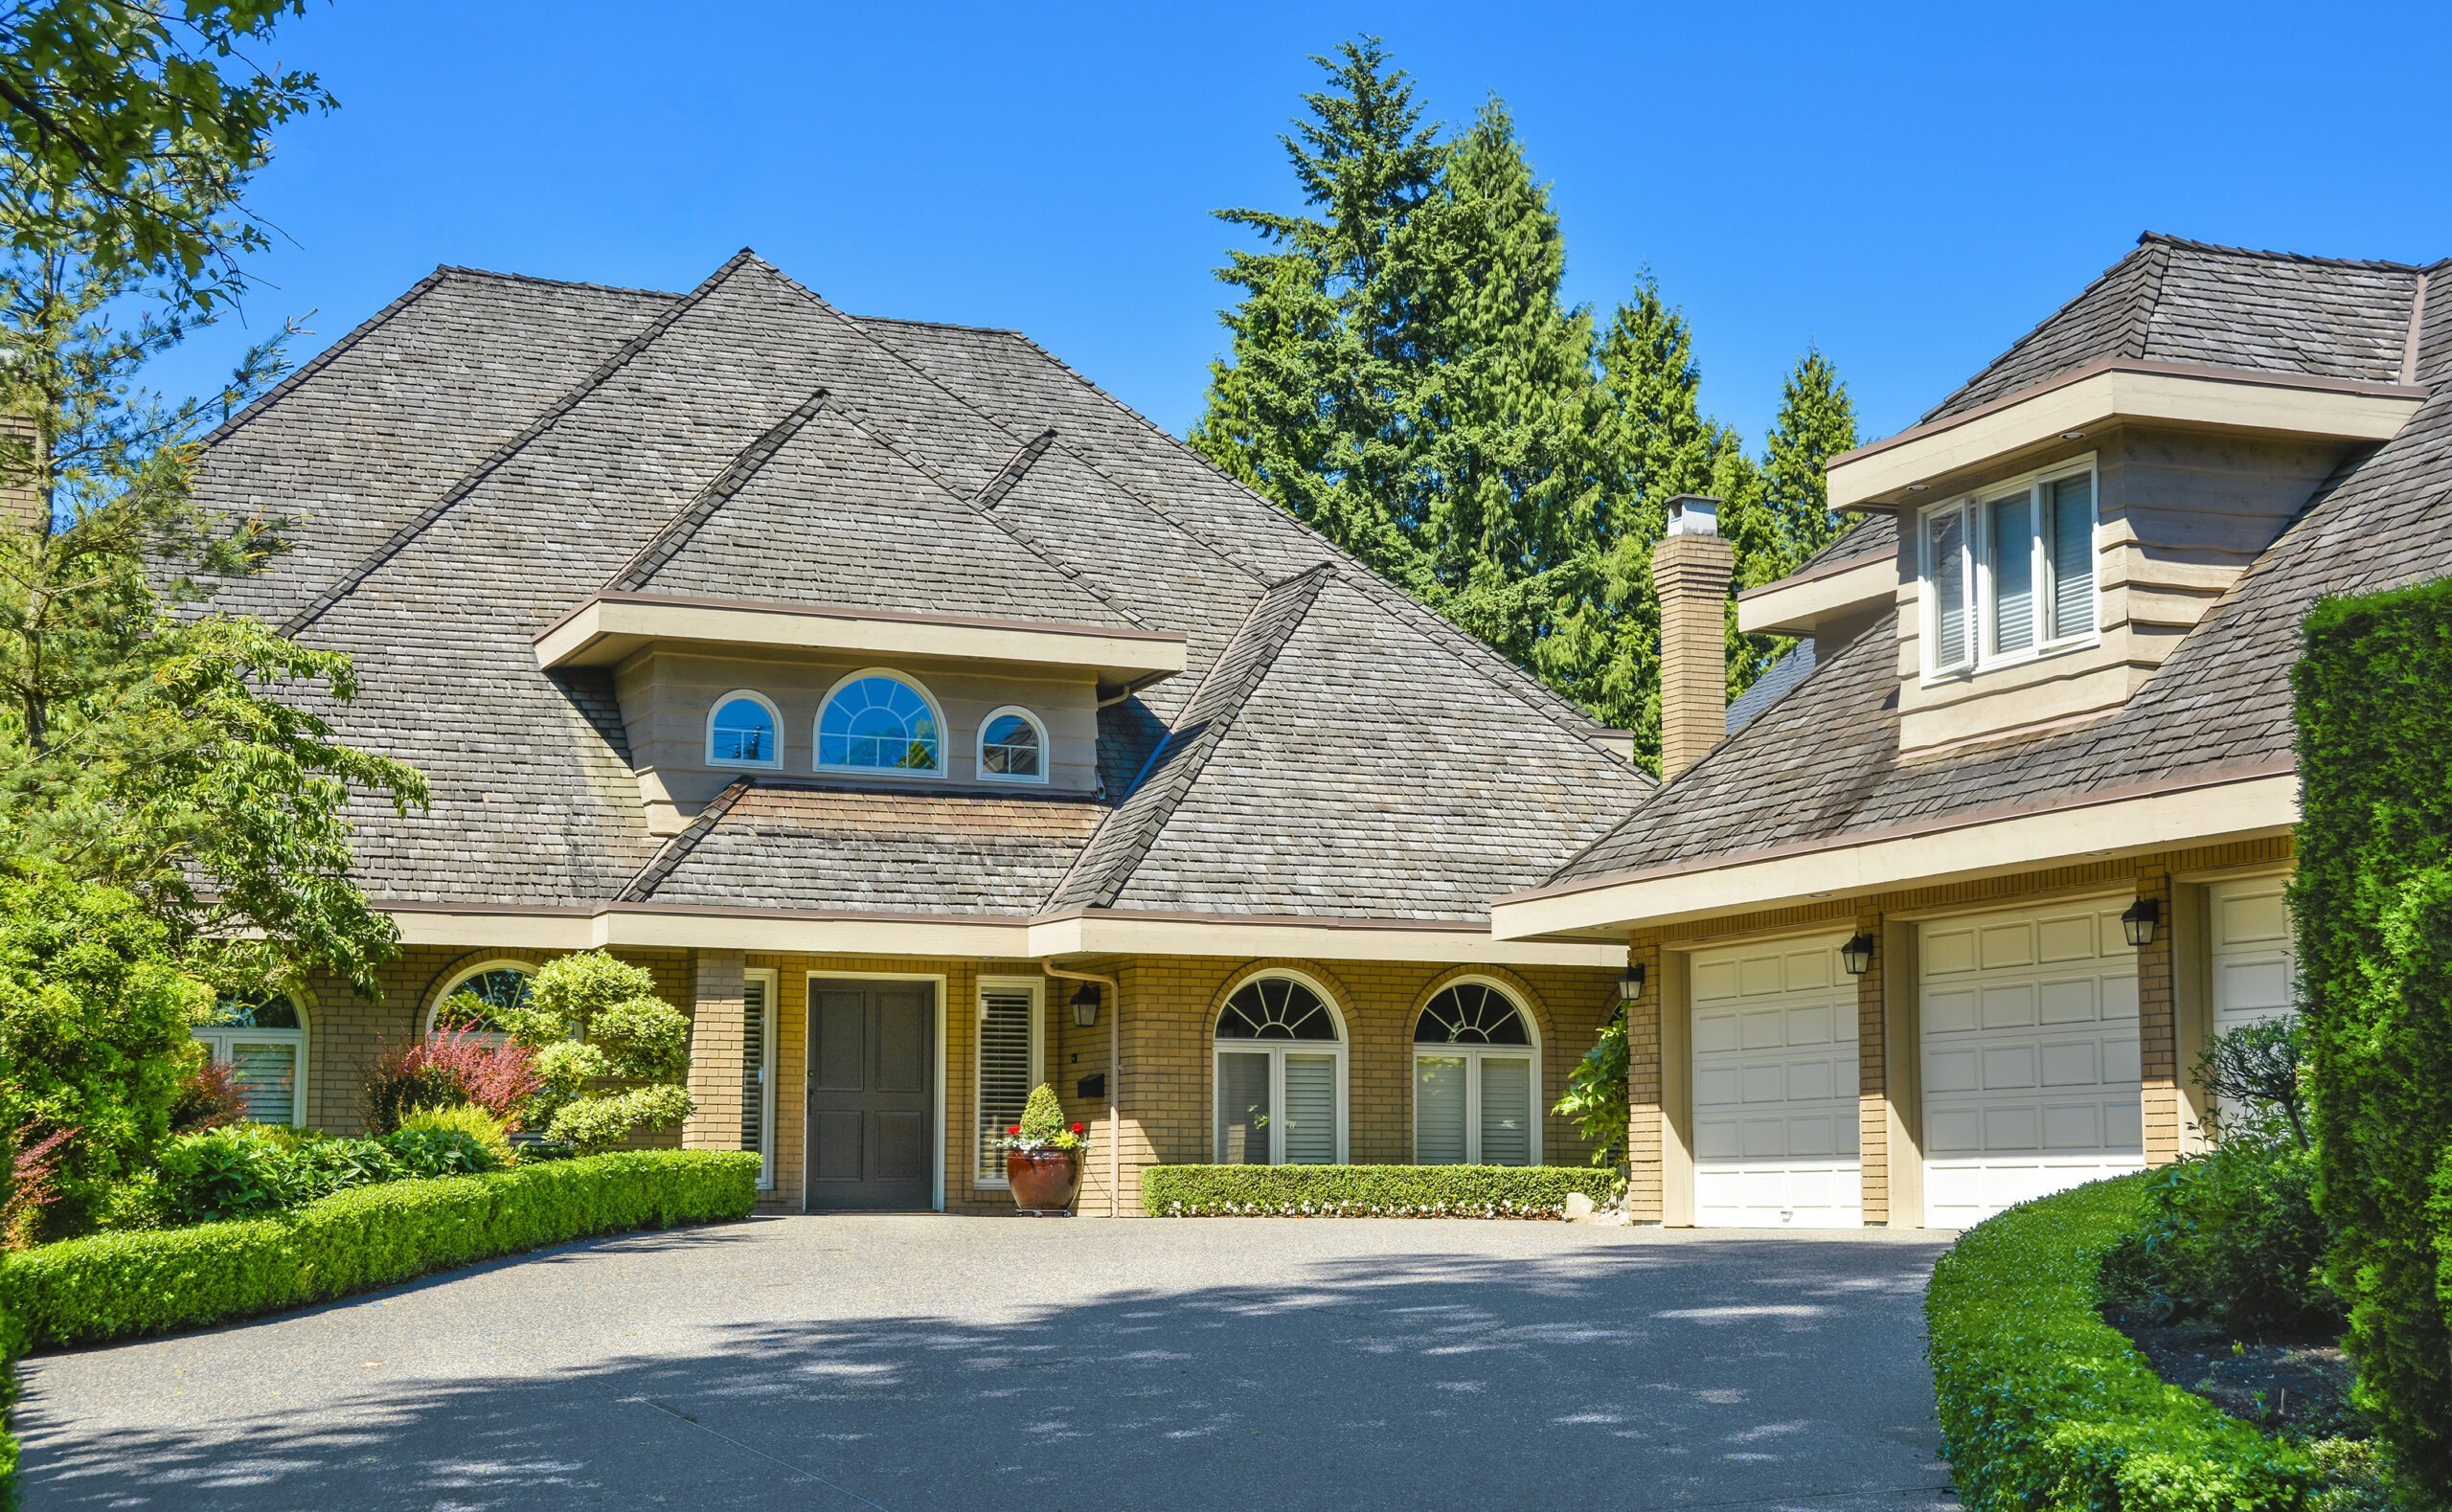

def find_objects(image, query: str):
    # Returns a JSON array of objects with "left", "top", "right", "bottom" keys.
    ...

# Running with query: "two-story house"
[
  {"left": 1494, "top": 234, "right": 2442, "bottom": 1229},
  {"left": 190, "top": 251, "right": 1651, "bottom": 1213}
]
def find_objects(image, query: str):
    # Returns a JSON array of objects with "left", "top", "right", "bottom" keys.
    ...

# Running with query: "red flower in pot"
[{"left": 1000, "top": 1085, "right": 1089, "bottom": 1215}]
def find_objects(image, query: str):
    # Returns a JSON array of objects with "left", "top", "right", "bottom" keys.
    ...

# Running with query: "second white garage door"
[
  {"left": 1920, "top": 899, "right": 2143, "bottom": 1227},
  {"left": 1691, "top": 934, "right": 1860, "bottom": 1227}
]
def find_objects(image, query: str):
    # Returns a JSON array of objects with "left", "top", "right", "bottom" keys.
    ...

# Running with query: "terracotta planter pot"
[{"left": 1006, "top": 1148, "right": 1083, "bottom": 1214}]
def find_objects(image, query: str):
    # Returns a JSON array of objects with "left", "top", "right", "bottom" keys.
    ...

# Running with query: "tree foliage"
[
  {"left": 494, "top": 954, "right": 693, "bottom": 1156},
  {"left": 1192, "top": 37, "right": 1858, "bottom": 773}
]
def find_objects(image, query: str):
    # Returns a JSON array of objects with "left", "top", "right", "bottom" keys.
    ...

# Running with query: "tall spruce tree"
[{"left": 1759, "top": 345, "right": 1860, "bottom": 572}]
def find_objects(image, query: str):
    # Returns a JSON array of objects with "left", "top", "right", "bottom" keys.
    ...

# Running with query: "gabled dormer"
[{"left": 535, "top": 593, "right": 1185, "bottom": 831}]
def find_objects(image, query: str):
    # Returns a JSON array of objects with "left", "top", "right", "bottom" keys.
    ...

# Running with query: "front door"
[{"left": 806, "top": 980, "right": 936, "bottom": 1210}]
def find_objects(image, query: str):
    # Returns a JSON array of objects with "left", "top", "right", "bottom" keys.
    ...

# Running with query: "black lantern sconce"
[
  {"left": 1071, "top": 982, "right": 1101, "bottom": 1027},
  {"left": 1616, "top": 962, "right": 1646, "bottom": 1004},
  {"left": 1840, "top": 933, "right": 1876, "bottom": 976},
  {"left": 2121, "top": 898, "right": 2161, "bottom": 948}
]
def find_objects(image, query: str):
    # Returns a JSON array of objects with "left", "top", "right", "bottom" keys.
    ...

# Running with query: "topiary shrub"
[
  {"left": 2292, "top": 575, "right": 2452, "bottom": 1498},
  {"left": 1143, "top": 1163, "right": 1620, "bottom": 1218},
  {"left": 500, "top": 954, "right": 693, "bottom": 1154}
]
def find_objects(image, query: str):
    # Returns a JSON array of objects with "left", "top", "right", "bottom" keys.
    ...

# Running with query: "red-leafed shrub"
[
  {"left": 170, "top": 1058, "right": 248, "bottom": 1135},
  {"left": 3, "top": 1124, "right": 77, "bottom": 1250},
  {"left": 361, "top": 1026, "right": 543, "bottom": 1135}
]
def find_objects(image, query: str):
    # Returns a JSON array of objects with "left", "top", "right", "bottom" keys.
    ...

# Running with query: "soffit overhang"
[
  {"left": 1827, "top": 359, "right": 2426, "bottom": 513},
  {"left": 1488, "top": 761, "right": 2296, "bottom": 941},
  {"left": 533, "top": 592, "right": 1188, "bottom": 689},
  {"left": 382, "top": 899, "right": 1628, "bottom": 969},
  {"left": 1736, "top": 552, "right": 1896, "bottom": 637}
]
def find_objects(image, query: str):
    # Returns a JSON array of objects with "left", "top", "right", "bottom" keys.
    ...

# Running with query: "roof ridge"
[
  {"left": 971, "top": 428, "right": 1056, "bottom": 509},
  {"left": 2125, "top": 238, "right": 2171, "bottom": 360},
  {"left": 849, "top": 312, "right": 1026, "bottom": 336},
  {"left": 607, "top": 388, "right": 829, "bottom": 593},
  {"left": 198, "top": 269, "right": 452, "bottom": 449},
  {"left": 617, "top": 776, "right": 753, "bottom": 901},
  {"left": 1920, "top": 243, "right": 2160, "bottom": 425},
  {"left": 277, "top": 249, "right": 763, "bottom": 637},
  {"left": 1041, "top": 566, "right": 1332, "bottom": 911},
  {"left": 2136, "top": 231, "right": 2428, "bottom": 273},
  {"left": 430, "top": 263, "right": 690, "bottom": 300}
]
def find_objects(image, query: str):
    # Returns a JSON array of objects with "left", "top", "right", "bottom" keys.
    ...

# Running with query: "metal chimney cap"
[{"left": 1665, "top": 493, "right": 1722, "bottom": 537}]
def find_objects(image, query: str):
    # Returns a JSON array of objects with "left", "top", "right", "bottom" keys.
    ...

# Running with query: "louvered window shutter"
[
  {"left": 1415, "top": 1056, "right": 1467, "bottom": 1164},
  {"left": 740, "top": 977, "right": 769, "bottom": 1183},
  {"left": 1927, "top": 506, "right": 1970, "bottom": 669},
  {"left": 1282, "top": 1055, "right": 1337, "bottom": 1163},
  {"left": 1478, "top": 1058, "right": 1533, "bottom": 1167},
  {"left": 2047, "top": 473, "right": 2097, "bottom": 640},
  {"left": 230, "top": 1041, "right": 298, "bottom": 1125},
  {"left": 977, "top": 989, "right": 1034, "bottom": 1181},
  {"left": 1987, "top": 492, "right": 2035, "bottom": 655}
]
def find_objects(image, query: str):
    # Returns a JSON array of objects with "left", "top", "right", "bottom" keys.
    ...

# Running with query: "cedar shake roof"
[
  {"left": 201, "top": 252, "right": 1651, "bottom": 921},
  {"left": 1552, "top": 237, "right": 2452, "bottom": 890}
]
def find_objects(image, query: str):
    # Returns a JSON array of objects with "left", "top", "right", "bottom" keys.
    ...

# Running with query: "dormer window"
[
  {"left": 1920, "top": 459, "right": 2098, "bottom": 678},
  {"left": 817, "top": 671, "right": 942, "bottom": 775},
  {"left": 707, "top": 691, "right": 782, "bottom": 767},
  {"left": 978, "top": 706, "right": 1046, "bottom": 782}
]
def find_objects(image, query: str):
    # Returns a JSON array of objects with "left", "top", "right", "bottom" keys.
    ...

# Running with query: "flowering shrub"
[
  {"left": 997, "top": 1084, "right": 1087, "bottom": 1154},
  {"left": 361, "top": 1019, "right": 543, "bottom": 1134}
]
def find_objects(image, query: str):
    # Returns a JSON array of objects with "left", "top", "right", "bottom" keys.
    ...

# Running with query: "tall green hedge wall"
[{"left": 2292, "top": 574, "right": 2452, "bottom": 1495}]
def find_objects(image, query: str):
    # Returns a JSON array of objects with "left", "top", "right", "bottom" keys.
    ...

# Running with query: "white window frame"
[
  {"left": 1918, "top": 454, "right": 2100, "bottom": 683},
  {"left": 973, "top": 975, "right": 1046, "bottom": 1187},
  {"left": 812, "top": 667, "right": 950, "bottom": 780},
  {"left": 744, "top": 967, "right": 780, "bottom": 1189},
  {"left": 193, "top": 1000, "right": 310, "bottom": 1129},
  {"left": 705, "top": 688, "right": 784, "bottom": 770},
  {"left": 425, "top": 958, "right": 539, "bottom": 1037},
  {"left": 1210, "top": 970, "right": 1350, "bottom": 1166},
  {"left": 1410, "top": 978, "right": 1542, "bottom": 1166},
  {"left": 975, "top": 705, "right": 1051, "bottom": 785}
]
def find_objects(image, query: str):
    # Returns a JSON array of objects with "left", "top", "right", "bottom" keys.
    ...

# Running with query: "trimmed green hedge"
[
  {"left": 0, "top": 1149, "right": 761, "bottom": 1350},
  {"left": 2293, "top": 574, "right": 2452, "bottom": 1496},
  {"left": 1925, "top": 1173, "right": 2313, "bottom": 1511},
  {"left": 1142, "top": 1164, "right": 1622, "bottom": 1218}
]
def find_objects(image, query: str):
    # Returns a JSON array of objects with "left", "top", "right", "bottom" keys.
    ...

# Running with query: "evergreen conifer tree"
[{"left": 1759, "top": 345, "right": 1860, "bottom": 572}]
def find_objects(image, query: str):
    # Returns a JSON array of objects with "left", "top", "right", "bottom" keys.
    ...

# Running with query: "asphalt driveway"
[{"left": 17, "top": 1216, "right": 1960, "bottom": 1510}]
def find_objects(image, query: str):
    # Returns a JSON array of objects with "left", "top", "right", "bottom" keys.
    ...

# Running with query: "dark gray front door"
[{"left": 806, "top": 980, "right": 935, "bottom": 1210}]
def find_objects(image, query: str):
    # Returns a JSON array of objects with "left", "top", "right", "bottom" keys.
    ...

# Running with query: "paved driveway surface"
[{"left": 19, "top": 1216, "right": 1959, "bottom": 1511}]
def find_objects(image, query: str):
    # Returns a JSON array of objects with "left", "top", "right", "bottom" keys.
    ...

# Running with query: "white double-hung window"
[{"left": 1920, "top": 459, "right": 2099, "bottom": 678}]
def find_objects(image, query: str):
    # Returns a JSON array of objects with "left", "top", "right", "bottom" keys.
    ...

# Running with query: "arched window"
[
  {"left": 1214, "top": 973, "right": 1345, "bottom": 1165},
  {"left": 816, "top": 671, "right": 942, "bottom": 775},
  {"left": 1414, "top": 981, "right": 1541, "bottom": 1166},
  {"left": 427, "top": 959, "right": 537, "bottom": 1036},
  {"left": 707, "top": 690, "right": 782, "bottom": 767},
  {"left": 977, "top": 706, "right": 1046, "bottom": 782},
  {"left": 194, "top": 992, "right": 308, "bottom": 1127}
]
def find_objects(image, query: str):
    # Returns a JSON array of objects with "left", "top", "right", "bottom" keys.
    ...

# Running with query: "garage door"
[
  {"left": 1921, "top": 900, "right": 2142, "bottom": 1227},
  {"left": 1691, "top": 934, "right": 1860, "bottom": 1227},
  {"left": 2210, "top": 876, "right": 2295, "bottom": 1029}
]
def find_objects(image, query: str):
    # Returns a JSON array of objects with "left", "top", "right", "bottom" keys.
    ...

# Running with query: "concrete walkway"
[{"left": 18, "top": 1216, "right": 1961, "bottom": 1510}]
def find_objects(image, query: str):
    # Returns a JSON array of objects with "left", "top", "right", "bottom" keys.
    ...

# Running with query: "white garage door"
[
  {"left": 2210, "top": 876, "right": 2296, "bottom": 1029},
  {"left": 1691, "top": 934, "right": 1860, "bottom": 1228},
  {"left": 1921, "top": 900, "right": 2143, "bottom": 1227}
]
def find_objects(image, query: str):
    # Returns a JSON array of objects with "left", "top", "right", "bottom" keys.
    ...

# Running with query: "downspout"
[{"left": 1042, "top": 960, "right": 1121, "bottom": 1218}]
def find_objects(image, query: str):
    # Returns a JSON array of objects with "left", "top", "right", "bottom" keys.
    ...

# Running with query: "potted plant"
[{"left": 1001, "top": 1084, "right": 1089, "bottom": 1215}]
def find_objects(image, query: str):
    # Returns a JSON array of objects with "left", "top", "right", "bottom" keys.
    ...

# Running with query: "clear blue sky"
[{"left": 156, "top": 0, "right": 2452, "bottom": 451}]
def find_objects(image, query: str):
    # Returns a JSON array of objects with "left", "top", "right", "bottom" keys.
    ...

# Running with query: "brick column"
[
  {"left": 1623, "top": 932, "right": 1666, "bottom": 1222},
  {"left": 682, "top": 950, "right": 746, "bottom": 1150},
  {"left": 1650, "top": 510, "right": 1736, "bottom": 782},
  {"left": 2135, "top": 867, "right": 2182, "bottom": 1166},
  {"left": 1853, "top": 910, "right": 1889, "bottom": 1225}
]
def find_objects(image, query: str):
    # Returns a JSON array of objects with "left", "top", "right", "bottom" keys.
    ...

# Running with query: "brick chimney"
[{"left": 1650, "top": 494, "right": 1734, "bottom": 782}]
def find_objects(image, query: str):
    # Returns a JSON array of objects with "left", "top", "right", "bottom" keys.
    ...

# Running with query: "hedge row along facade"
[{"left": 1493, "top": 233, "right": 2450, "bottom": 1229}]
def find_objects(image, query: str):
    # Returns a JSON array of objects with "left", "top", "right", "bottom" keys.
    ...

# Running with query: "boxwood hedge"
[
  {"left": 1142, "top": 1163, "right": 1621, "bottom": 1218},
  {"left": 1925, "top": 1173, "right": 2313, "bottom": 1511},
  {"left": 0, "top": 1149, "right": 761, "bottom": 1350}
]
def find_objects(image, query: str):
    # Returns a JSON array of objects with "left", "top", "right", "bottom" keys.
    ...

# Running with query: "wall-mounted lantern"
[
  {"left": 1840, "top": 934, "right": 1876, "bottom": 976},
  {"left": 1071, "top": 982, "right": 1101, "bottom": 1027},
  {"left": 1616, "top": 963, "right": 1646, "bottom": 1004},
  {"left": 2121, "top": 898, "right": 2161, "bottom": 948}
]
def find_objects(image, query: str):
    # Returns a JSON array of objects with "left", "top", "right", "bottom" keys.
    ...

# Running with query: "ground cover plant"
[
  {"left": 0, "top": 1148, "right": 761, "bottom": 1349},
  {"left": 1144, "top": 1163, "right": 1620, "bottom": 1217},
  {"left": 1925, "top": 1174, "right": 2315, "bottom": 1511},
  {"left": 2292, "top": 574, "right": 2452, "bottom": 1499}
]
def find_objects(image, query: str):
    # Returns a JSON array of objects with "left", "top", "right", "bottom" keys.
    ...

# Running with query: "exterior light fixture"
[
  {"left": 2121, "top": 899, "right": 2161, "bottom": 948},
  {"left": 1617, "top": 963, "right": 1646, "bottom": 1004},
  {"left": 1905, "top": 483, "right": 1930, "bottom": 491},
  {"left": 1840, "top": 934, "right": 1876, "bottom": 976},
  {"left": 1071, "top": 982, "right": 1101, "bottom": 1027},
  {"left": 2060, "top": 430, "right": 2087, "bottom": 440}
]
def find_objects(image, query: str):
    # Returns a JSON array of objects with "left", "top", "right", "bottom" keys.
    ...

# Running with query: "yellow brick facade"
[{"left": 284, "top": 944, "right": 1623, "bottom": 1217}]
